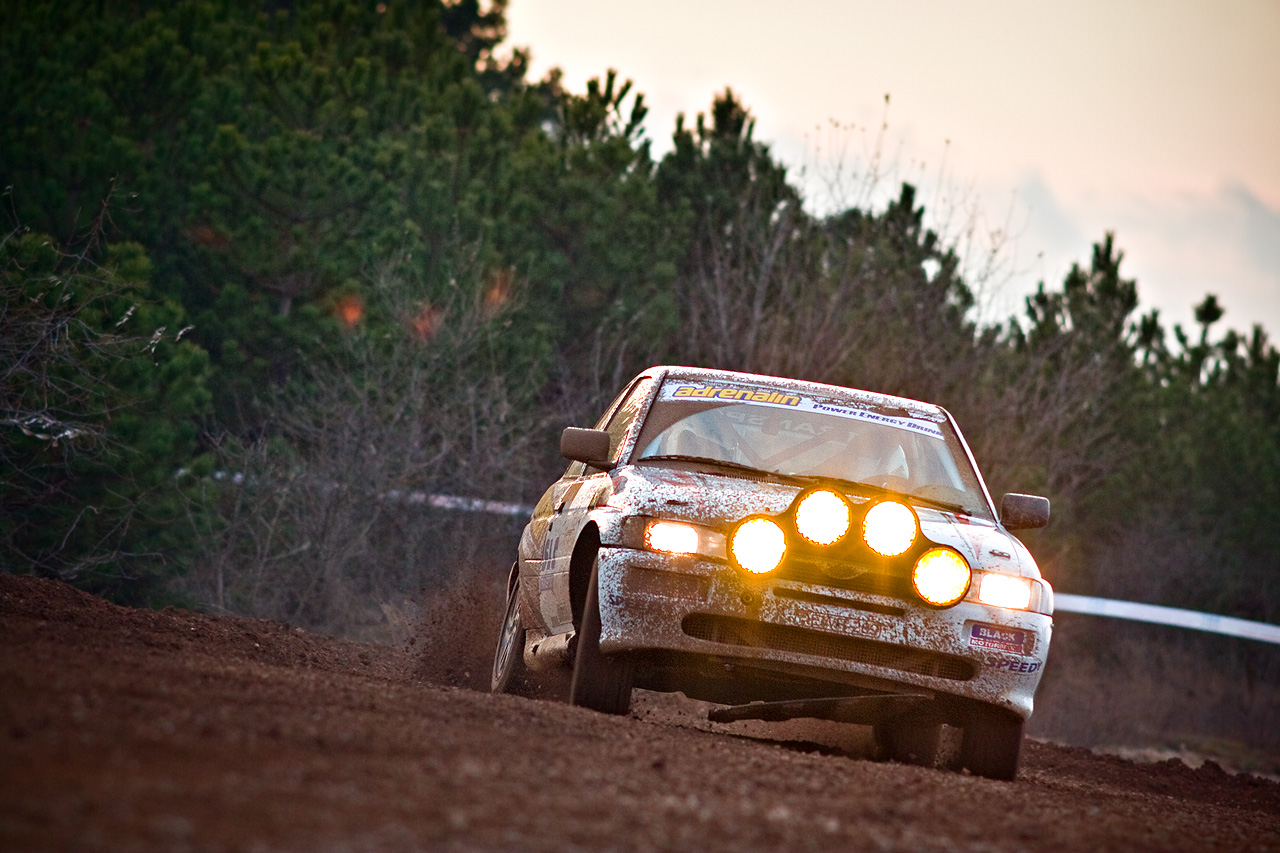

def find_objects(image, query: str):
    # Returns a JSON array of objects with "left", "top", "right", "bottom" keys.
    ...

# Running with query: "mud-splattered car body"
[{"left": 492, "top": 366, "right": 1053, "bottom": 779}]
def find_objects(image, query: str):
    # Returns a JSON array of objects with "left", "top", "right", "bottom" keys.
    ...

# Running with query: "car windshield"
[{"left": 632, "top": 378, "right": 993, "bottom": 520}]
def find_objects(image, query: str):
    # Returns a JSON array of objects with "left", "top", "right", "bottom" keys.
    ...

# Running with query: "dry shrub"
[{"left": 183, "top": 256, "right": 545, "bottom": 636}]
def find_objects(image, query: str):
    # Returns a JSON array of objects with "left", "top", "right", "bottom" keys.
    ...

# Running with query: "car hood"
[{"left": 607, "top": 463, "right": 1040, "bottom": 580}]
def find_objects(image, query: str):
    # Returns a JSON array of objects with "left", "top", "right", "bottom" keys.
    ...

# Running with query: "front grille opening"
[
  {"left": 778, "top": 561, "right": 913, "bottom": 599},
  {"left": 682, "top": 613, "right": 975, "bottom": 681},
  {"left": 771, "top": 586, "right": 905, "bottom": 617}
]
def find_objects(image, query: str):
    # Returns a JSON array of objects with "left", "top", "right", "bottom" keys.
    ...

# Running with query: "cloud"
[
  {"left": 1226, "top": 184, "right": 1280, "bottom": 279},
  {"left": 1104, "top": 187, "right": 1280, "bottom": 336},
  {"left": 965, "top": 179, "right": 1280, "bottom": 338},
  {"left": 1013, "top": 173, "right": 1087, "bottom": 273}
]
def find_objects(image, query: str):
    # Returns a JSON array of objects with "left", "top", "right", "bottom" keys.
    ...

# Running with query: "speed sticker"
[{"left": 968, "top": 623, "right": 1027, "bottom": 654}]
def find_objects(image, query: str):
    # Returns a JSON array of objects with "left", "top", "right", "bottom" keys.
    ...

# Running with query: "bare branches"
[
  {"left": 1, "top": 232, "right": 126, "bottom": 466},
  {"left": 186, "top": 256, "right": 543, "bottom": 634},
  {"left": 0, "top": 212, "right": 212, "bottom": 591}
]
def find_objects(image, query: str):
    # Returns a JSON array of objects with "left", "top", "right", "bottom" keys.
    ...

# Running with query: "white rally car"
[{"left": 491, "top": 366, "right": 1053, "bottom": 780}]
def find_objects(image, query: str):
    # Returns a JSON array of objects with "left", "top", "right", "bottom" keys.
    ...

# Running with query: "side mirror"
[
  {"left": 560, "top": 427, "right": 613, "bottom": 469},
  {"left": 1001, "top": 493, "right": 1050, "bottom": 530}
]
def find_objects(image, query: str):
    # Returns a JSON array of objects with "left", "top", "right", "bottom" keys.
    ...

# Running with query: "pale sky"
[{"left": 505, "top": 0, "right": 1280, "bottom": 340}]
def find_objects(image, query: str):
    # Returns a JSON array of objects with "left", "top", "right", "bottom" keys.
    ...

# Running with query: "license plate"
[{"left": 968, "top": 623, "right": 1026, "bottom": 654}]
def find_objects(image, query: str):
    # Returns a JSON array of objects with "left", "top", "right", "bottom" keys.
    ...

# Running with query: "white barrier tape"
[
  {"left": 205, "top": 470, "right": 1280, "bottom": 642},
  {"left": 422, "top": 493, "right": 533, "bottom": 517},
  {"left": 380, "top": 489, "right": 533, "bottom": 518},
  {"left": 204, "top": 472, "right": 536, "bottom": 518},
  {"left": 1055, "top": 593, "right": 1280, "bottom": 645}
]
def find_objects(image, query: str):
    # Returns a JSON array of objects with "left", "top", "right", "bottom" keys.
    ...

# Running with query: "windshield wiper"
[
  {"left": 906, "top": 494, "right": 971, "bottom": 515},
  {"left": 638, "top": 455, "right": 806, "bottom": 485},
  {"left": 785, "top": 474, "right": 972, "bottom": 516},
  {"left": 638, "top": 458, "right": 976, "bottom": 516}
]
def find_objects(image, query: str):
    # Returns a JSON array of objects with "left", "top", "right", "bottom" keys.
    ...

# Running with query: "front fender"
[{"left": 588, "top": 506, "right": 627, "bottom": 546}]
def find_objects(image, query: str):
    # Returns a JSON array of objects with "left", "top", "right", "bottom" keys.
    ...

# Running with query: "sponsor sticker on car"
[
  {"left": 968, "top": 622, "right": 1027, "bottom": 654},
  {"left": 987, "top": 657, "right": 1043, "bottom": 674},
  {"left": 660, "top": 381, "right": 945, "bottom": 439}
]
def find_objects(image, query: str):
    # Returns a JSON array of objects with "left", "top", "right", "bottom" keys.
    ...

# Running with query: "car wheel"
[
  {"left": 491, "top": 569, "right": 532, "bottom": 696},
  {"left": 569, "top": 556, "right": 634, "bottom": 714},
  {"left": 960, "top": 705, "right": 1023, "bottom": 781},
  {"left": 874, "top": 717, "right": 941, "bottom": 767}
]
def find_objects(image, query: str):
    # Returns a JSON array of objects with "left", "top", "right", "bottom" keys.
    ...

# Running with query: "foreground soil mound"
[{"left": 2, "top": 573, "right": 1277, "bottom": 852}]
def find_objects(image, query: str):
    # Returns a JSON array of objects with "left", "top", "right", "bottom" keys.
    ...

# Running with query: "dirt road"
[{"left": 2, "top": 573, "right": 1277, "bottom": 852}]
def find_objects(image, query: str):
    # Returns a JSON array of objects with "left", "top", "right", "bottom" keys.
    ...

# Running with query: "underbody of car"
[{"left": 491, "top": 366, "right": 1053, "bottom": 780}]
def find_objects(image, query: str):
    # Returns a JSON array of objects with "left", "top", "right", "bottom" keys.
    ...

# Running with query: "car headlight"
[
  {"left": 863, "top": 501, "right": 917, "bottom": 557},
  {"left": 638, "top": 519, "right": 727, "bottom": 560},
  {"left": 730, "top": 517, "right": 787, "bottom": 574},
  {"left": 977, "top": 573, "right": 1033, "bottom": 610},
  {"left": 645, "top": 520, "right": 700, "bottom": 555},
  {"left": 912, "top": 547, "right": 971, "bottom": 607},
  {"left": 795, "top": 490, "right": 852, "bottom": 546}
]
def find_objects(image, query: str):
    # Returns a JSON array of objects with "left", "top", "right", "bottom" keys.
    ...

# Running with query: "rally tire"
[
  {"left": 491, "top": 567, "right": 533, "bottom": 696},
  {"left": 569, "top": 557, "right": 634, "bottom": 715},
  {"left": 960, "top": 705, "right": 1024, "bottom": 781},
  {"left": 874, "top": 717, "right": 941, "bottom": 768}
]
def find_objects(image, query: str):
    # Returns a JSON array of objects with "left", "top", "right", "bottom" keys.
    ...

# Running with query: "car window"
[
  {"left": 634, "top": 378, "right": 992, "bottom": 519},
  {"left": 561, "top": 376, "right": 654, "bottom": 477},
  {"left": 592, "top": 384, "right": 634, "bottom": 432},
  {"left": 599, "top": 377, "right": 654, "bottom": 464}
]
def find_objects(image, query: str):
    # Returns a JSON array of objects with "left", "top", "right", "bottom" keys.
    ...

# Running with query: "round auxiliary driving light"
[
  {"left": 730, "top": 517, "right": 787, "bottom": 574},
  {"left": 862, "top": 501, "right": 917, "bottom": 557},
  {"left": 912, "top": 548, "right": 971, "bottom": 607},
  {"left": 795, "top": 490, "right": 852, "bottom": 546}
]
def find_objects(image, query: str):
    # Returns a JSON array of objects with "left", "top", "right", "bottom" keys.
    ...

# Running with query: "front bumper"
[{"left": 594, "top": 546, "right": 1052, "bottom": 720}]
